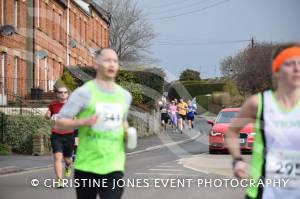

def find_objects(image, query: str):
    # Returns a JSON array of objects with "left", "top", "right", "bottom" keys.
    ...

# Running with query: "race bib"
[
  {"left": 266, "top": 149, "right": 300, "bottom": 188},
  {"left": 91, "top": 102, "right": 123, "bottom": 132}
]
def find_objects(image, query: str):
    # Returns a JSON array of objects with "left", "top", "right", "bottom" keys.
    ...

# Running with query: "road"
[{"left": 0, "top": 118, "right": 248, "bottom": 199}]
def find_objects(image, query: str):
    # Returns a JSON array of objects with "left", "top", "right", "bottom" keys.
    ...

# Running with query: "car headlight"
[
  {"left": 249, "top": 132, "right": 256, "bottom": 136},
  {"left": 210, "top": 131, "right": 222, "bottom": 136}
]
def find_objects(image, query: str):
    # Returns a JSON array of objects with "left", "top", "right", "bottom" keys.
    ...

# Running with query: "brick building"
[{"left": 0, "top": 0, "right": 110, "bottom": 104}]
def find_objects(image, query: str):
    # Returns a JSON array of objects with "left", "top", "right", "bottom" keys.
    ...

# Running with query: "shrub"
[
  {"left": 60, "top": 70, "right": 76, "bottom": 91},
  {"left": 0, "top": 143, "right": 12, "bottom": 155},
  {"left": 168, "top": 82, "right": 226, "bottom": 100},
  {"left": 3, "top": 115, "right": 51, "bottom": 154}
]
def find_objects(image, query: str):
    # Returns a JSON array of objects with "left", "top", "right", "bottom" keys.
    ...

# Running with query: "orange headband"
[{"left": 272, "top": 47, "right": 300, "bottom": 73}]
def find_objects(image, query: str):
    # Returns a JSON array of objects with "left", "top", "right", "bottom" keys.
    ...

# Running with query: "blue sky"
[{"left": 137, "top": 0, "right": 300, "bottom": 81}]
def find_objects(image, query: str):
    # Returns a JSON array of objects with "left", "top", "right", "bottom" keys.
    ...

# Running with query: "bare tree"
[
  {"left": 220, "top": 42, "right": 278, "bottom": 95},
  {"left": 93, "top": 0, "right": 156, "bottom": 66}
]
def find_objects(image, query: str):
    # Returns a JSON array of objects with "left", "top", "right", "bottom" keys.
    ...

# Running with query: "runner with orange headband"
[{"left": 225, "top": 43, "right": 300, "bottom": 199}]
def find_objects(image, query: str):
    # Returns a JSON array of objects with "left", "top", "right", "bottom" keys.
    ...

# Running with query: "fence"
[
  {"left": 0, "top": 92, "right": 44, "bottom": 144},
  {"left": 0, "top": 77, "right": 56, "bottom": 104}
]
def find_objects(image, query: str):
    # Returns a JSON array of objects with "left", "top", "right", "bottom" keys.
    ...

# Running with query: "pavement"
[
  {"left": 179, "top": 154, "right": 251, "bottom": 177},
  {"left": 0, "top": 121, "right": 201, "bottom": 175},
  {"left": 0, "top": 117, "right": 250, "bottom": 199}
]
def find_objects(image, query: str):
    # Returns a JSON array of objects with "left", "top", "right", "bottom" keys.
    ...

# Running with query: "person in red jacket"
[{"left": 45, "top": 86, "right": 74, "bottom": 188}]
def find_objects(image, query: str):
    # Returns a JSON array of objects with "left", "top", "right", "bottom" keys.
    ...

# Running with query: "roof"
[
  {"left": 81, "top": 0, "right": 111, "bottom": 25},
  {"left": 221, "top": 108, "right": 241, "bottom": 112},
  {"left": 65, "top": 66, "right": 93, "bottom": 82},
  {"left": 56, "top": 0, "right": 68, "bottom": 8},
  {"left": 74, "top": 0, "right": 90, "bottom": 14},
  {"left": 89, "top": 1, "right": 111, "bottom": 25}
]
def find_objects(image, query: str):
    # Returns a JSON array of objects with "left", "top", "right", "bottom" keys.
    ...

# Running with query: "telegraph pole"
[{"left": 251, "top": 37, "right": 255, "bottom": 48}]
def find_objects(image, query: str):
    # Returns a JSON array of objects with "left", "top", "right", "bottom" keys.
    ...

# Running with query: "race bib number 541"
[
  {"left": 266, "top": 149, "right": 300, "bottom": 188},
  {"left": 91, "top": 102, "right": 123, "bottom": 132}
]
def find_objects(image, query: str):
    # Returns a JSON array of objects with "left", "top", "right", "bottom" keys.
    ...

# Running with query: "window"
[
  {"left": 52, "top": 8, "right": 55, "bottom": 39},
  {"left": 69, "top": 11, "right": 74, "bottom": 37},
  {"left": 98, "top": 24, "right": 101, "bottom": 47},
  {"left": 216, "top": 111, "right": 238, "bottom": 124},
  {"left": 93, "top": 20, "right": 96, "bottom": 42},
  {"left": 48, "top": 59, "right": 54, "bottom": 91},
  {"left": 76, "top": 16, "right": 80, "bottom": 42},
  {"left": 14, "top": 0, "right": 18, "bottom": 29},
  {"left": 1, "top": 0, "right": 5, "bottom": 25},
  {"left": 36, "top": 59, "right": 40, "bottom": 87},
  {"left": 58, "top": 13, "right": 62, "bottom": 42},
  {"left": 73, "top": 13, "right": 77, "bottom": 39},
  {"left": 81, "top": 19, "right": 85, "bottom": 44},
  {"left": 85, "top": 21, "right": 89, "bottom": 43},
  {"left": 47, "top": 5, "right": 52, "bottom": 37},
  {"left": 1, "top": 53, "right": 6, "bottom": 97},
  {"left": 36, "top": 0, "right": 40, "bottom": 27},
  {"left": 44, "top": 57, "right": 47, "bottom": 91},
  {"left": 53, "top": 11, "right": 57, "bottom": 41},
  {"left": 40, "top": 0, "right": 46, "bottom": 30},
  {"left": 105, "top": 29, "right": 109, "bottom": 47},
  {"left": 13, "top": 56, "right": 18, "bottom": 95},
  {"left": 101, "top": 25, "right": 105, "bottom": 47}
]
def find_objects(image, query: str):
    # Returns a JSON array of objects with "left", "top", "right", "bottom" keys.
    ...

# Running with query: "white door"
[
  {"left": 1, "top": 53, "right": 7, "bottom": 105},
  {"left": 14, "top": 56, "right": 18, "bottom": 95}
]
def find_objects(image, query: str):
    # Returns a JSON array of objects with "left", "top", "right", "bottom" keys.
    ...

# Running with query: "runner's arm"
[
  {"left": 225, "top": 95, "right": 258, "bottom": 159},
  {"left": 123, "top": 121, "right": 129, "bottom": 141},
  {"left": 56, "top": 117, "right": 97, "bottom": 130},
  {"left": 123, "top": 90, "right": 132, "bottom": 141},
  {"left": 55, "top": 86, "right": 94, "bottom": 130},
  {"left": 44, "top": 109, "right": 51, "bottom": 120}
]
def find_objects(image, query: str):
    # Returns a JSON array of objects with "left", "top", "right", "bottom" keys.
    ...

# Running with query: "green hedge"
[
  {"left": 196, "top": 95, "right": 212, "bottom": 111},
  {"left": 62, "top": 66, "right": 165, "bottom": 110},
  {"left": 0, "top": 143, "right": 12, "bottom": 155},
  {"left": 168, "top": 82, "right": 226, "bottom": 100},
  {"left": 177, "top": 81, "right": 204, "bottom": 85},
  {"left": 2, "top": 115, "right": 51, "bottom": 154}
]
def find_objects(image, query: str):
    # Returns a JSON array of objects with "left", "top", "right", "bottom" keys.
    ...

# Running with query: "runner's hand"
[
  {"left": 233, "top": 161, "right": 248, "bottom": 179},
  {"left": 124, "top": 130, "right": 128, "bottom": 141},
  {"left": 81, "top": 115, "right": 98, "bottom": 126}
]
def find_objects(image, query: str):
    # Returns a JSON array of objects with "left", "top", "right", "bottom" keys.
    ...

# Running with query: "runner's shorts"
[
  {"left": 50, "top": 133, "right": 74, "bottom": 157},
  {"left": 178, "top": 114, "right": 186, "bottom": 120},
  {"left": 75, "top": 169, "right": 124, "bottom": 199},
  {"left": 187, "top": 114, "right": 194, "bottom": 121},
  {"left": 161, "top": 113, "right": 169, "bottom": 123}
]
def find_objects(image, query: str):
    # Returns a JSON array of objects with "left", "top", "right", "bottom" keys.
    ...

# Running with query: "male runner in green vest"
[{"left": 56, "top": 48, "right": 132, "bottom": 199}]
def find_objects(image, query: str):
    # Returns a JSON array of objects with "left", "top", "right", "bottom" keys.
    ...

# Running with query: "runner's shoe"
[
  {"left": 65, "top": 165, "right": 72, "bottom": 178},
  {"left": 57, "top": 179, "right": 64, "bottom": 189}
]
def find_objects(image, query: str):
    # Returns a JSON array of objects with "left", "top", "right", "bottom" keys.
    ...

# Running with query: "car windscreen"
[{"left": 215, "top": 111, "right": 238, "bottom": 123}]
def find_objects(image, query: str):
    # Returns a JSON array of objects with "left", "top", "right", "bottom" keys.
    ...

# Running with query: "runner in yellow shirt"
[{"left": 177, "top": 99, "right": 188, "bottom": 134}]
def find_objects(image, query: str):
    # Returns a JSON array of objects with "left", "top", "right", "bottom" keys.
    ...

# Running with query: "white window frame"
[
  {"left": 36, "top": 59, "right": 40, "bottom": 87},
  {"left": 14, "top": 0, "right": 18, "bottom": 29},
  {"left": 13, "top": 56, "right": 18, "bottom": 95},
  {"left": 1, "top": 53, "right": 5, "bottom": 97},
  {"left": 49, "top": 59, "right": 54, "bottom": 91},
  {"left": 37, "top": 0, "right": 40, "bottom": 27},
  {"left": 58, "top": 13, "right": 61, "bottom": 42},
  {"left": 44, "top": 57, "right": 47, "bottom": 92},
  {"left": 1, "top": 0, "right": 5, "bottom": 25}
]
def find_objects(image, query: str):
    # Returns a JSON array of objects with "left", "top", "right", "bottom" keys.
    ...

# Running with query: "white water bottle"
[{"left": 127, "top": 127, "right": 137, "bottom": 150}]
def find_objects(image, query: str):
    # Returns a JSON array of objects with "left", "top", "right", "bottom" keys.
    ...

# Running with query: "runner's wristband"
[{"left": 232, "top": 157, "right": 244, "bottom": 168}]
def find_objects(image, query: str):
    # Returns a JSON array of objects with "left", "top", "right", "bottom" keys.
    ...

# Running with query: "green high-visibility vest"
[{"left": 74, "top": 80, "right": 127, "bottom": 175}]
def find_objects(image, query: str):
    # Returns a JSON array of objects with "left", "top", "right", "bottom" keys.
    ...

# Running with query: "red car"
[{"left": 207, "top": 108, "right": 255, "bottom": 154}]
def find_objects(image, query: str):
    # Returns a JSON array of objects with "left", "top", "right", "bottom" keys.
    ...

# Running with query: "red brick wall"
[
  {"left": 0, "top": 0, "right": 27, "bottom": 99},
  {"left": 0, "top": 0, "right": 109, "bottom": 100}
]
